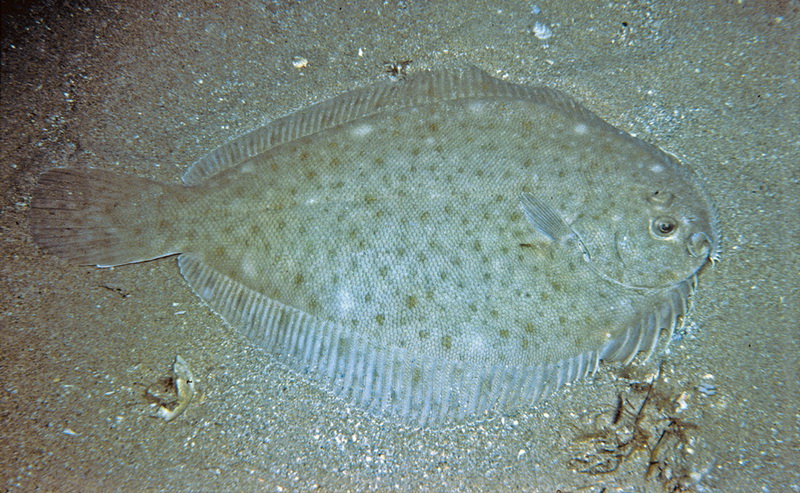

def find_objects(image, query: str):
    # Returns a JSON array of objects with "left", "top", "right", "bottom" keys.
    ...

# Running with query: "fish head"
[{"left": 576, "top": 159, "right": 720, "bottom": 290}]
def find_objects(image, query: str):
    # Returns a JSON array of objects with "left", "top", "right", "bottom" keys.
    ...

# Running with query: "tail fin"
[{"left": 29, "top": 167, "right": 184, "bottom": 267}]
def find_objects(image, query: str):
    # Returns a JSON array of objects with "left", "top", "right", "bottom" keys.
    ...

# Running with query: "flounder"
[{"left": 29, "top": 67, "right": 721, "bottom": 427}]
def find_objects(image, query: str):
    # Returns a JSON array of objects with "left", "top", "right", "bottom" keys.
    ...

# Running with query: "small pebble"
[
  {"left": 533, "top": 22, "right": 552, "bottom": 40},
  {"left": 697, "top": 382, "right": 717, "bottom": 396}
]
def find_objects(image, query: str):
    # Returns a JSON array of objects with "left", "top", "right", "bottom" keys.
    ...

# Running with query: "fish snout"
[{"left": 687, "top": 231, "right": 712, "bottom": 259}]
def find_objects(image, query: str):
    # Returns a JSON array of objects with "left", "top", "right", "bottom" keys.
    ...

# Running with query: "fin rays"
[
  {"left": 182, "top": 67, "right": 617, "bottom": 186},
  {"left": 178, "top": 253, "right": 608, "bottom": 428},
  {"left": 601, "top": 276, "right": 697, "bottom": 365},
  {"left": 180, "top": 255, "right": 694, "bottom": 428}
]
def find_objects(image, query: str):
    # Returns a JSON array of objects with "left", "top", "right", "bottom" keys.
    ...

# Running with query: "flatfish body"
[{"left": 29, "top": 67, "right": 721, "bottom": 427}]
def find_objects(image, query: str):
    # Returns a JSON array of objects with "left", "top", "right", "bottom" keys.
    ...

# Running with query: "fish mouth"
[{"left": 687, "top": 231, "right": 712, "bottom": 259}]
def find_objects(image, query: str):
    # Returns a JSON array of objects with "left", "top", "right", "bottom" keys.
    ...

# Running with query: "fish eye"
[{"left": 651, "top": 217, "right": 678, "bottom": 238}]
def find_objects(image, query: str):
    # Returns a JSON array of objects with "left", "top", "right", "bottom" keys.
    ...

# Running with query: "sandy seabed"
[{"left": 1, "top": 1, "right": 797, "bottom": 491}]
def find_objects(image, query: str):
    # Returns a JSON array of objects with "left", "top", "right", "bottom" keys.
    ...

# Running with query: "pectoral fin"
[
  {"left": 519, "top": 193, "right": 595, "bottom": 266},
  {"left": 519, "top": 193, "right": 573, "bottom": 243}
]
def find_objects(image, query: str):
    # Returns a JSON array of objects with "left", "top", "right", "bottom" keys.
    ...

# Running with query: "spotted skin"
[{"left": 29, "top": 68, "right": 720, "bottom": 427}]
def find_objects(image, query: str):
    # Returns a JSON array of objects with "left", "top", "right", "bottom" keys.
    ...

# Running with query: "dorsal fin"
[{"left": 182, "top": 66, "right": 615, "bottom": 185}]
